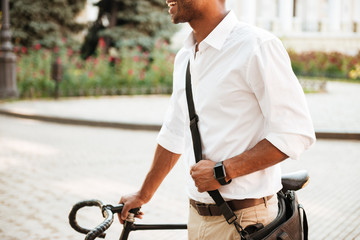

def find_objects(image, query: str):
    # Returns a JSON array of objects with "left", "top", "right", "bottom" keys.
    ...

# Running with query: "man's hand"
[
  {"left": 190, "top": 160, "right": 221, "bottom": 192},
  {"left": 118, "top": 192, "right": 145, "bottom": 224}
]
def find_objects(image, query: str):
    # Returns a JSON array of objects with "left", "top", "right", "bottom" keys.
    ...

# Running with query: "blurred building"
[
  {"left": 172, "top": 0, "right": 360, "bottom": 54},
  {"left": 81, "top": 0, "right": 360, "bottom": 54}
]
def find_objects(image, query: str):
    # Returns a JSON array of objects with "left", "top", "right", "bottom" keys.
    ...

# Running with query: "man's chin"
[
  {"left": 171, "top": 16, "right": 187, "bottom": 24},
  {"left": 170, "top": 15, "right": 179, "bottom": 24},
  {"left": 171, "top": 19, "right": 180, "bottom": 24}
]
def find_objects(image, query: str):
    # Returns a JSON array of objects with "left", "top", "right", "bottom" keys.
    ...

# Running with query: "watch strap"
[
  {"left": 218, "top": 178, "right": 231, "bottom": 185},
  {"left": 214, "top": 161, "right": 232, "bottom": 185}
]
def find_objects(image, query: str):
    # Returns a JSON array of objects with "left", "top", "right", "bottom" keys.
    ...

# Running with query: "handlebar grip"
[
  {"left": 68, "top": 199, "right": 107, "bottom": 239},
  {"left": 85, "top": 207, "right": 113, "bottom": 240}
]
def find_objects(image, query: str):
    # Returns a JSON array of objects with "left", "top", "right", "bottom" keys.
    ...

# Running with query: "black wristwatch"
[{"left": 213, "top": 161, "right": 232, "bottom": 185}]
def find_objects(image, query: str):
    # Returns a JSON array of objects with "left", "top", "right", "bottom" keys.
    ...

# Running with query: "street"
[{"left": 1, "top": 115, "right": 360, "bottom": 240}]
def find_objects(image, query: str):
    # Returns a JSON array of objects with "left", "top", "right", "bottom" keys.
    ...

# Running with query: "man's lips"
[
  {"left": 166, "top": 1, "right": 177, "bottom": 14},
  {"left": 166, "top": 1, "right": 177, "bottom": 7}
]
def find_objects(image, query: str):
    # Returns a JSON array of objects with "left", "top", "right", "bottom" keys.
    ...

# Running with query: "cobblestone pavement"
[
  {"left": 305, "top": 81, "right": 360, "bottom": 133},
  {"left": 0, "top": 115, "right": 188, "bottom": 240},
  {"left": 1, "top": 115, "right": 360, "bottom": 240}
]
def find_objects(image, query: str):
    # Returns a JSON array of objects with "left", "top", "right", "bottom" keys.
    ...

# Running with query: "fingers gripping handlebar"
[{"left": 68, "top": 199, "right": 140, "bottom": 240}]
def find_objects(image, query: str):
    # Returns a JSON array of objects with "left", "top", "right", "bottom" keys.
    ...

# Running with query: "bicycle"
[{"left": 69, "top": 170, "right": 309, "bottom": 240}]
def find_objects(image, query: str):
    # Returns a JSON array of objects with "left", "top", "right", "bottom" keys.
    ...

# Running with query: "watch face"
[{"left": 214, "top": 164, "right": 225, "bottom": 179}]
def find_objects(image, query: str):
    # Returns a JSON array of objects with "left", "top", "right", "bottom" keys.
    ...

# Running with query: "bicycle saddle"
[{"left": 281, "top": 170, "right": 309, "bottom": 192}]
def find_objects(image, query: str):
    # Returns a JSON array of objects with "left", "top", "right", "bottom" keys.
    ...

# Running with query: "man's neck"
[{"left": 189, "top": 9, "right": 228, "bottom": 46}]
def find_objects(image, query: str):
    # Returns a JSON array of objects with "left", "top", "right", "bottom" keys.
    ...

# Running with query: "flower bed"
[
  {"left": 288, "top": 50, "right": 360, "bottom": 80},
  {"left": 15, "top": 39, "right": 175, "bottom": 98},
  {"left": 13, "top": 41, "right": 360, "bottom": 99}
]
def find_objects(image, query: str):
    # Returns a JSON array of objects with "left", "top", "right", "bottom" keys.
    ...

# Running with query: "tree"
[
  {"left": 9, "top": 0, "right": 87, "bottom": 48},
  {"left": 81, "top": 0, "right": 177, "bottom": 59}
]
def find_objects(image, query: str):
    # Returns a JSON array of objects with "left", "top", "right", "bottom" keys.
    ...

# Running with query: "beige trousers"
[{"left": 188, "top": 196, "right": 278, "bottom": 240}]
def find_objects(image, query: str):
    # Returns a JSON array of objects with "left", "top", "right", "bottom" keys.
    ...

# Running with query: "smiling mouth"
[{"left": 167, "top": 1, "right": 177, "bottom": 7}]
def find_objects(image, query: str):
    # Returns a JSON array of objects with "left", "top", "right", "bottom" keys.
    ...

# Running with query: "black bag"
[
  {"left": 247, "top": 190, "right": 308, "bottom": 240},
  {"left": 185, "top": 61, "right": 308, "bottom": 240}
]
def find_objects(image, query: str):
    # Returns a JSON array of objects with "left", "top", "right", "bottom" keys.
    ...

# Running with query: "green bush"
[
  {"left": 288, "top": 50, "right": 360, "bottom": 80},
  {"left": 15, "top": 38, "right": 175, "bottom": 98},
  {"left": 15, "top": 43, "right": 360, "bottom": 99},
  {"left": 16, "top": 45, "right": 55, "bottom": 98}
]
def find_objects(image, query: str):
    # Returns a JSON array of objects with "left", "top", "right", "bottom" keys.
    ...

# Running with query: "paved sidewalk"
[
  {"left": 0, "top": 81, "right": 360, "bottom": 139},
  {"left": 1, "top": 115, "right": 360, "bottom": 240},
  {"left": 0, "top": 80, "right": 360, "bottom": 240}
]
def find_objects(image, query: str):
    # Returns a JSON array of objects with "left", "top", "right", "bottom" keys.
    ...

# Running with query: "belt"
[{"left": 190, "top": 195, "right": 274, "bottom": 216}]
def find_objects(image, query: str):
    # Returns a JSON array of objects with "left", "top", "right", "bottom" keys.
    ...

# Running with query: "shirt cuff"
[
  {"left": 265, "top": 132, "right": 316, "bottom": 160},
  {"left": 156, "top": 124, "right": 184, "bottom": 154}
]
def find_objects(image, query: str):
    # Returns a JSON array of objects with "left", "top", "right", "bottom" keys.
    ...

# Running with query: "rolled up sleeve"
[
  {"left": 156, "top": 91, "right": 185, "bottom": 154},
  {"left": 247, "top": 38, "right": 316, "bottom": 160}
]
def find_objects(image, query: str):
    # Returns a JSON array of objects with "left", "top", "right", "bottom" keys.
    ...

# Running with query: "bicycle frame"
[
  {"left": 69, "top": 170, "right": 309, "bottom": 240},
  {"left": 69, "top": 200, "right": 187, "bottom": 240},
  {"left": 119, "top": 215, "right": 187, "bottom": 240}
]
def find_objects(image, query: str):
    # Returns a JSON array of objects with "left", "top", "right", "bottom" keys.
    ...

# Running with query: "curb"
[
  {"left": 315, "top": 131, "right": 360, "bottom": 141},
  {"left": 0, "top": 109, "right": 161, "bottom": 131},
  {"left": 1, "top": 109, "right": 360, "bottom": 140}
]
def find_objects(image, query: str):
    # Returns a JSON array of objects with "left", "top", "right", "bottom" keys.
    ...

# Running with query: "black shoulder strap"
[
  {"left": 185, "top": 61, "right": 202, "bottom": 164},
  {"left": 185, "top": 61, "right": 247, "bottom": 235}
]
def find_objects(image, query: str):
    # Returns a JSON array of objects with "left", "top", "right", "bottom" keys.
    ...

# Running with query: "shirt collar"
[{"left": 183, "top": 10, "right": 238, "bottom": 51}]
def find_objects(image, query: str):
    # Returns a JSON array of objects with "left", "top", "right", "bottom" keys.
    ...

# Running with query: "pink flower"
[
  {"left": 133, "top": 55, "right": 140, "bottom": 62},
  {"left": 21, "top": 46, "right": 27, "bottom": 54},
  {"left": 88, "top": 71, "right": 94, "bottom": 78},
  {"left": 67, "top": 48, "right": 74, "bottom": 56},
  {"left": 128, "top": 69, "right": 134, "bottom": 76},
  {"left": 54, "top": 46, "right": 59, "bottom": 53},
  {"left": 98, "top": 38, "right": 106, "bottom": 49},
  {"left": 34, "top": 43, "right": 41, "bottom": 50}
]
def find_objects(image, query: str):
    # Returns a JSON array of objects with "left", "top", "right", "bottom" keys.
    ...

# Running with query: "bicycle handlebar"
[
  {"left": 68, "top": 199, "right": 114, "bottom": 240},
  {"left": 69, "top": 199, "right": 140, "bottom": 240}
]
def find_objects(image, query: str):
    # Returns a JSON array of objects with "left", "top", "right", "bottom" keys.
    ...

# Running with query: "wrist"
[
  {"left": 222, "top": 160, "right": 233, "bottom": 182},
  {"left": 137, "top": 190, "right": 152, "bottom": 204}
]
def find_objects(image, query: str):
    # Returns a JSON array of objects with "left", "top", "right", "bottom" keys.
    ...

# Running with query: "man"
[{"left": 119, "top": 0, "right": 316, "bottom": 239}]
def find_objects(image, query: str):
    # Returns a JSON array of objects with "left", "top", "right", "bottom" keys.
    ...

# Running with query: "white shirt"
[{"left": 157, "top": 11, "right": 316, "bottom": 203}]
